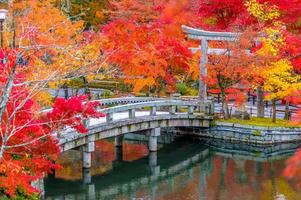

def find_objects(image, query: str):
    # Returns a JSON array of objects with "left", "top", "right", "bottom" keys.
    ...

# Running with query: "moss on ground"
[{"left": 217, "top": 117, "right": 301, "bottom": 128}]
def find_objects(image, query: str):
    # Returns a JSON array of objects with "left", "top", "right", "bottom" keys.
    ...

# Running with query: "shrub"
[{"left": 176, "top": 83, "right": 189, "bottom": 95}]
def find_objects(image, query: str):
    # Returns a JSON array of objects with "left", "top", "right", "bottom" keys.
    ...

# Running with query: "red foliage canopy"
[
  {"left": 101, "top": 0, "right": 199, "bottom": 93},
  {"left": 198, "top": 0, "right": 301, "bottom": 32},
  {"left": 0, "top": 49, "right": 104, "bottom": 197}
]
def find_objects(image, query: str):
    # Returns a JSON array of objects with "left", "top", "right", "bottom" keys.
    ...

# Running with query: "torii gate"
[{"left": 181, "top": 25, "right": 241, "bottom": 102}]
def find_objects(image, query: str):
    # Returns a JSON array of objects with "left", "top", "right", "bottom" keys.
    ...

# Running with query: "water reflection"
[{"left": 45, "top": 136, "right": 301, "bottom": 200}]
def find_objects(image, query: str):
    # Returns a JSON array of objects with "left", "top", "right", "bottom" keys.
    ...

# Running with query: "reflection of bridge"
[
  {"left": 58, "top": 97, "right": 214, "bottom": 169},
  {"left": 44, "top": 138, "right": 300, "bottom": 200},
  {"left": 45, "top": 141, "right": 211, "bottom": 200}
]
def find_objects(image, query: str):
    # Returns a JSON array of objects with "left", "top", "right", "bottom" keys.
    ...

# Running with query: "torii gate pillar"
[{"left": 200, "top": 39, "right": 208, "bottom": 101}]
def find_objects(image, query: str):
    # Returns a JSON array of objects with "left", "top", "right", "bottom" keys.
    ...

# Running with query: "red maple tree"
[{"left": 0, "top": 49, "right": 104, "bottom": 198}]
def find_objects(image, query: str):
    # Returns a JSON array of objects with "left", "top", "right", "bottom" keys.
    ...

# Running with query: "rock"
[{"left": 232, "top": 110, "right": 250, "bottom": 120}]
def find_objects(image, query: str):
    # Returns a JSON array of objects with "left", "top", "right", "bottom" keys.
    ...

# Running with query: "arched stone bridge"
[{"left": 58, "top": 97, "right": 214, "bottom": 169}]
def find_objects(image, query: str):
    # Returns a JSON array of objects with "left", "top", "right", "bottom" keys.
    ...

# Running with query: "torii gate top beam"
[{"left": 181, "top": 25, "right": 240, "bottom": 41}]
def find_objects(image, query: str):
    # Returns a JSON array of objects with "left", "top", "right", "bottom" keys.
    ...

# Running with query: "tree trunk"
[
  {"left": 82, "top": 76, "right": 91, "bottom": 99},
  {"left": 272, "top": 100, "right": 276, "bottom": 123},
  {"left": 0, "top": 63, "right": 17, "bottom": 121},
  {"left": 221, "top": 89, "right": 230, "bottom": 119},
  {"left": 284, "top": 101, "right": 290, "bottom": 120},
  {"left": 62, "top": 83, "right": 68, "bottom": 99},
  {"left": 257, "top": 86, "right": 265, "bottom": 118},
  {"left": 59, "top": 0, "right": 71, "bottom": 13},
  {"left": 66, "top": 0, "right": 71, "bottom": 13}
]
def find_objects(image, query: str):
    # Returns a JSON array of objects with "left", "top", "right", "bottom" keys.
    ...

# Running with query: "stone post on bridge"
[
  {"left": 82, "top": 136, "right": 95, "bottom": 169},
  {"left": 129, "top": 109, "right": 136, "bottom": 119},
  {"left": 149, "top": 128, "right": 161, "bottom": 152},
  {"left": 150, "top": 106, "right": 157, "bottom": 116},
  {"left": 106, "top": 113, "right": 113, "bottom": 123}
]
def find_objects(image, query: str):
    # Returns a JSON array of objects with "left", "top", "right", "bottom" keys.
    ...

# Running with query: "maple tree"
[
  {"left": 0, "top": 1, "right": 107, "bottom": 198},
  {"left": 196, "top": 0, "right": 301, "bottom": 119},
  {"left": 7, "top": 0, "right": 106, "bottom": 101},
  {"left": 198, "top": 0, "right": 301, "bottom": 32},
  {"left": 205, "top": 30, "right": 265, "bottom": 119},
  {"left": 1, "top": 0, "right": 301, "bottom": 196},
  {"left": 196, "top": 0, "right": 301, "bottom": 120},
  {"left": 101, "top": 0, "right": 201, "bottom": 94},
  {"left": 195, "top": 0, "right": 301, "bottom": 185},
  {"left": 262, "top": 60, "right": 301, "bottom": 122},
  {"left": 59, "top": 0, "right": 109, "bottom": 28},
  {"left": 0, "top": 49, "right": 104, "bottom": 198}
]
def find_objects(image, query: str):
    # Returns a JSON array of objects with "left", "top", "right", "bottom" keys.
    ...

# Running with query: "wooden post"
[{"left": 247, "top": 92, "right": 250, "bottom": 102}]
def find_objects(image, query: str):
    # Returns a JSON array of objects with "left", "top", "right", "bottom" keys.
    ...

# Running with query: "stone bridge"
[{"left": 58, "top": 97, "right": 214, "bottom": 169}]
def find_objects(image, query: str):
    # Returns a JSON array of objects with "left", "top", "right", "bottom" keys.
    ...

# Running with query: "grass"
[{"left": 217, "top": 117, "right": 301, "bottom": 128}]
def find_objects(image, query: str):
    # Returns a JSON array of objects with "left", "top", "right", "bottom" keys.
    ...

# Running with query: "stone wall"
[{"left": 193, "top": 122, "right": 301, "bottom": 145}]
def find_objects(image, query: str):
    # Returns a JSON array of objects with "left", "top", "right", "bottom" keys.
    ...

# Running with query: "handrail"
[
  {"left": 98, "top": 100, "right": 213, "bottom": 115},
  {"left": 41, "top": 97, "right": 164, "bottom": 113},
  {"left": 92, "top": 97, "right": 164, "bottom": 106},
  {"left": 59, "top": 99, "right": 214, "bottom": 137}
]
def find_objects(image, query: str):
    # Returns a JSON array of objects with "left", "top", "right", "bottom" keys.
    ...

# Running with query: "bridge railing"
[
  {"left": 92, "top": 97, "right": 165, "bottom": 106},
  {"left": 92, "top": 100, "right": 214, "bottom": 124}
]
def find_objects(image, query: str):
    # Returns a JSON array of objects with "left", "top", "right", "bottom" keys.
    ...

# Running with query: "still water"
[{"left": 44, "top": 135, "right": 301, "bottom": 200}]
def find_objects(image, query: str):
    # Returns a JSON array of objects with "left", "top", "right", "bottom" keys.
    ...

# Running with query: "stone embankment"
[{"left": 196, "top": 122, "right": 301, "bottom": 145}]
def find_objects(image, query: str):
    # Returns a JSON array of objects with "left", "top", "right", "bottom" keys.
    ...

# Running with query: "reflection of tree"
[
  {"left": 157, "top": 171, "right": 200, "bottom": 200},
  {"left": 123, "top": 143, "right": 149, "bottom": 162},
  {"left": 95, "top": 140, "right": 115, "bottom": 163},
  {"left": 201, "top": 156, "right": 301, "bottom": 200},
  {"left": 234, "top": 159, "right": 247, "bottom": 183},
  {"left": 259, "top": 161, "right": 301, "bottom": 200},
  {"left": 214, "top": 158, "right": 228, "bottom": 200},
  {"left": 251, "top": 162, "right": 262, "bottom": 192},
  {"left": 260, "top": 177, "right": 301, "bottom": 200}
]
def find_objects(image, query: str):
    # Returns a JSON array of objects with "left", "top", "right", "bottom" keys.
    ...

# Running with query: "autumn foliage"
[
  {"left": 101, "top": 0, "right": 200, "bottom": 94},
  {"left": 0, "top": 50, "right": 102, "bottom": 197},
  {"left": 0, "top": 0, "right": 105, "bottom": 198},
  {"left": 2, "top": 0, "right": 301, "bottom": 197}
]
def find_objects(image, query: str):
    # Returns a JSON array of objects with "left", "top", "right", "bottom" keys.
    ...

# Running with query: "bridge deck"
[{"left": 57, "top": 99, "right": 214, "bottom": 152}]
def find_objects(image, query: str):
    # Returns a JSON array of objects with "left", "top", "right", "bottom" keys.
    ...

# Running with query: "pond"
[{"left": 44, "top": 134, "right": 301, "bottom": 200}]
